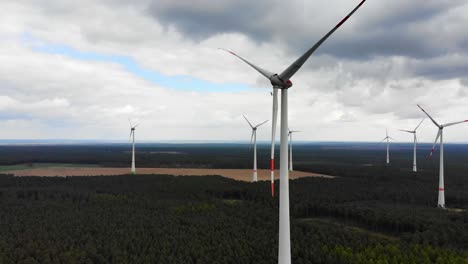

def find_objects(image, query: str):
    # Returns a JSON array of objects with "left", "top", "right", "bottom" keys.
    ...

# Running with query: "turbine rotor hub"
[{"left": 270, "top": 74, "right": 293, "bottom": 89}]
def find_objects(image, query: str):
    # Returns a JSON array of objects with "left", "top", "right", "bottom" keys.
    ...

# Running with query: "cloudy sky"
[{"left": 1, "top": 0, "right": 468, "bottom": 142}]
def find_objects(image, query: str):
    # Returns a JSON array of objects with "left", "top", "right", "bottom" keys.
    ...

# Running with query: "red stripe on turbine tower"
[
  {"left": 439, "top": 188, "right": 445, "bottom": 191},
  {"left": 271, "top": 159, "right": 275, "bottom": 196}
]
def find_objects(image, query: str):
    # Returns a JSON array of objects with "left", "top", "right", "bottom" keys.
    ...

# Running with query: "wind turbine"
[
  {"left": 417, "top": 104, "right": 468, "bottom": 208},
  {"left": 380, "top": 129, "right": 394, "bottom": 164},
  {"left": 128, "top": 119, "right": 139, "bottom": 174},
  {"left": 221, "top": 1, "right": 366, "bottom": 263},
  {"left": 399, "top": 118, "right": 424, "bottom": 172},
  {"left": 288, "top": 129, "right": 300, "bottom": 171},
  {"left": 243, "top": 115, "right": 269, "bottom": 182}
]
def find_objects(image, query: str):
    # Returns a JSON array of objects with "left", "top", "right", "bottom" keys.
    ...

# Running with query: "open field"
[
  {"left": 3, "top": 167, "right": 333, "bottom": 181},
  {"left": 0, "top": 163, "right": 99, "bottom": 172}
]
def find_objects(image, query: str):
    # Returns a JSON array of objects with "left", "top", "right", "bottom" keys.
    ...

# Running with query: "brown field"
[{"left": 4, "top": 167, "right": 334, "bottom": 181}]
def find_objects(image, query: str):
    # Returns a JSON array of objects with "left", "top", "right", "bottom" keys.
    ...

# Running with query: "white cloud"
[{"left": 0, "top": 0, "right": 468, "bottom": 142}]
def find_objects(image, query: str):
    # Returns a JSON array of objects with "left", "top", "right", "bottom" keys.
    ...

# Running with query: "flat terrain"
[
  {"left": 0, "top": 163, "right": 99, "bottom": 172},
  {"left": 3, "top": 167, "right": 333, "bottom": 181}
]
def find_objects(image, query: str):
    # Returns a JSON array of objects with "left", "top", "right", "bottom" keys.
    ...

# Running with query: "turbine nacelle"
[{"left": 270, "top": 74, "right": 292, "bottom": 89}]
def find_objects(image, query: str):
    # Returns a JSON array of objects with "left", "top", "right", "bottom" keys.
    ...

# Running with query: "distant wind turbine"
[
  {"left": 221, "top": 1, "right": 366, "bottom": 262},
  {"left": 128, "top": 119, "right": 139, "bottom": 174},
  {"left": 380, "top": 129, "right": 394, "bottom": 164},
  {"left": 288, "top": 130, "right": 300, "bottom": 172},
  {"left": 243, "top": 115, "right": 268, "bottom": 182},
  {"left": 399, "top": 118, "right": 424, "bottom": 172},
  {"left": 417, "top": 104, "right": 468, "bottom": 208}
]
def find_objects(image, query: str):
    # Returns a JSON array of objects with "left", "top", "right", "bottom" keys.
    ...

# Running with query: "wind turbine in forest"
[
  {"left": 399, "top": 118, "right": 424, "bottom": 172},
  {"left": 128, "top": 119, "right": 139, "bottom": 174},
  {"left": 288, "top": 129, "right": 300, "bottom": 172},
  {"left": 243, "top": 115, "right": 268, "bottom": 182},
  {"left": 221, "top": 1, "right": 366, "bottom": 263},
  {"left": 380, "top": 129, "right": 394, "bottom": 164},
  {"left": 417, "top": 104, "right": 468, "bottom": 208}
]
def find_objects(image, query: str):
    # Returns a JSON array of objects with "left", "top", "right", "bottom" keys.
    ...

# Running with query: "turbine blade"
[
  {"left": 279, "top": 0, "right": 366, "bottom": 81},
  {"left": 414, "top": 118, "right": 425, "bottom": 131},
  {"left": 242, "top": 114, "right": 254, "bottom": 128},
  {"left": 219, "top": 49, "right": 275, "bottom": 80},
  {"left": 398, "top": 129, "right": 414, "bottom": 133},
  {"left": 129, "top": 130, "right": 133, "bottom": 142},
  {"left": 128, "top": 118, "right": 133, "bottom": 128},
  {"left": 249, "top": 130, "right": 255, "bottom": 150},
  {"left": 429, "top": 129, "right": 441, "bottom": 158},
  {"left": 379, "top": 137, "right": 387, "bottom": 143},
  {"left": 255, "top": 120, "right": 269, "bottom": 128},
  {"left": 443, "top": 120, "right": 468, "bottom": 127},
  {"left": 417, "top": 104, "right": 440, "bottom": 127},
  {"left": 388, "top": 137, "right": 396, "bottom": 141},
  {"left": 270, "top": 88, "right": 278, "bottom": 195}
]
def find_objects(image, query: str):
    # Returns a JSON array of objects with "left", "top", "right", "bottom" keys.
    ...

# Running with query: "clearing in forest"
[{"left": 3, "top": 167, "right": 334, "bottom": 181}]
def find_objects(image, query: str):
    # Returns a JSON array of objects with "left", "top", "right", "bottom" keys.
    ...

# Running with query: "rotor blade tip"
[{"left": 219, "top": 48, "right": 235, "bottom": 55}]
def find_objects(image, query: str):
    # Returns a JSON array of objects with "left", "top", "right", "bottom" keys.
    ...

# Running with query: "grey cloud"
[
  {"left": 460, "top": 79, "right": 468, "bottom": 87},
  {"left": 147, "top": 0, "right": 277, "bottom": 42},
  {"left": 3, "top": 0, "right": 468, "bottom": 142},
  {"left": 16, "top": 0, "right": 468, "bottom": 82},
  {"left": 144, "top": 0, "right": 468, "bottom": 82},
  {"left": 147, "top": 0, "right": 467, "bottom": 58},
  {"left": 410, "top": 55, "right": 468, "bottom": 80}
]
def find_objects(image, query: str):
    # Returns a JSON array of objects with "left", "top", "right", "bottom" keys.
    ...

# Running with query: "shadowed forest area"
[
  {"left": 1, "top": 143, "right": 468, "bottom": 263},
  {"left": 0, "top": 142, "right": 467, "bottom": 173}
]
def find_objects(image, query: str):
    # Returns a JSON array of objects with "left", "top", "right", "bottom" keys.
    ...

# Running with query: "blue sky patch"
[{"left": 22, "top": 32, "right": 255, "bottom": 93}]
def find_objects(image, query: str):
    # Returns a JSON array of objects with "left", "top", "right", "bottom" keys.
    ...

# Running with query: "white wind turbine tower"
[
  {"left": 288, "top": 129, "right": 300, "bottom": 172},
  {"left": 128, "top": 119, "right": 139, "bottom": 174},
  {"left": 243, "top": 115, "right": 269, "bottom": 182},
  {"left": 380, "top": 129, "right": 394, "bottom": 164},
  {"left": 417, "top": 104, "right": 468, "bottom": 208},
  {"left": 398, "top": 118, "right": 424, "bottom": 172},
  {"left": 221, "top": 1, "right": 366, "bottom": 263}
]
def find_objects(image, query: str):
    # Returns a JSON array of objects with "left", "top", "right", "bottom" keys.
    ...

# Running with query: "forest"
[
  {"left": 1, "top": 143, "right": 468, "bottom": 263},
  {"left": 1, "top": 142, "right": 468, "bottom": 173}
]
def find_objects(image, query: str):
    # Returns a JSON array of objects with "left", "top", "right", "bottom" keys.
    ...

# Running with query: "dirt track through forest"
[{"left": 4, "top": 168, "right": 334, "bottom": 181}]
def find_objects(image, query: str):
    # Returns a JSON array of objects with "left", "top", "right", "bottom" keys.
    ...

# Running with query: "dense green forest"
[
  {"left": 1, "top": 143, "right": 468, "bottom": 262},
  {"left": 1, "top": 172, "right": 468, "bottom": 263}
]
